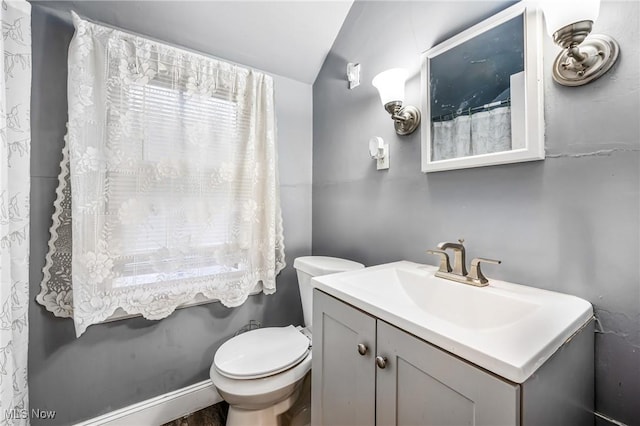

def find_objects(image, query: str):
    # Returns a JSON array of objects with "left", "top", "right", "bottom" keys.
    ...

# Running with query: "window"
[
  {"left": 39, "top": 13, "right": 285, "bottom": 337},
  {"left": 109, "top": 84, "right": 241, "bottom": 289}
]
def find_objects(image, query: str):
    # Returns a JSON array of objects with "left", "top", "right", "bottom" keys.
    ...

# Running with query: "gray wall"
[
  {"left": 29, "top": 4, "right": 311, "bottom": 425},
  {"left": 312, "top": 1, "right": 639, "bottom": 425}
]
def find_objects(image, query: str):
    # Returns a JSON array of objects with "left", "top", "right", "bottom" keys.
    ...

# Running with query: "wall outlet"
[
  {"left": 369, "top": 136, "right": 389, "bottom": 170},
  {"left": 377, "top": 148, "right": 389, "bottom": 170}
]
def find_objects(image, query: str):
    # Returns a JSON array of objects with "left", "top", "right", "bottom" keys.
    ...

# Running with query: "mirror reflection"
[{"left": 429, "top": 15, "right": 524, "bottom": 161}]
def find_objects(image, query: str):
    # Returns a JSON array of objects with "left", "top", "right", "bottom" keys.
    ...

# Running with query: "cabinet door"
[
  {"left": 376, "top": 321, "right": 520, "bottom": 426},
  {"left": 312, "top": 290, "right": 376, "bottom": 426}
]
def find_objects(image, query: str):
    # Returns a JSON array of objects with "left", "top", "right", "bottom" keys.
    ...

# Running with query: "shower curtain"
[
  {"left": 432, "top": 106, "right": 512, "bottom": 161},
  {"left": 0, "top": 0, "right": 31, "bottom": 422}
]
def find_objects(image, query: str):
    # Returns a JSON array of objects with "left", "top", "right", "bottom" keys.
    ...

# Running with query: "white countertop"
[{"left": 311, "top": 261, "right": 593, "bottom": 383}]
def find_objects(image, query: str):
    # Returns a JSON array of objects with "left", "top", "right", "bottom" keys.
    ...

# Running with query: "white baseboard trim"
[
  {"left": 74, "top": 380, "right": 223, "bottom": 426},
  {"left": 595, "top": 412, "right": 628, "bottom": 426}
]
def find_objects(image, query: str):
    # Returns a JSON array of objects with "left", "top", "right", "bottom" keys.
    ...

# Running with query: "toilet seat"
[
  {"left": 210, "top": 350, "right": 312, "bottom": 403},
  {"left": 214, "top": 325, "right": 310, "bottom": 380}
]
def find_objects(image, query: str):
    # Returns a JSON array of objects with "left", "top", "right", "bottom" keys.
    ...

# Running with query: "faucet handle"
[
  {"left": 468, "top": 257, "right": 502, "bottom": 285},
  {"left": 426, "top": 249, "right": 452, "bottom": 273}
]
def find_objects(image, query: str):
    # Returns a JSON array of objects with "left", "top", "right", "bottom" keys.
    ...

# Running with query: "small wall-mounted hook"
[{"left": 369, "top": 136, "right": 389, "bottom": 170}]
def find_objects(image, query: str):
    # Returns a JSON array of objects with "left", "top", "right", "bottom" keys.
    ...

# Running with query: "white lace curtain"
[
  {"left": 40, "top": 14, "right": 284, "bottom": 337},
  {"left": 1, "top": 0, "right": 31, "bottom": 421},
  {"left": 432, "top": 106, "right": 512, "bottom": 161}
]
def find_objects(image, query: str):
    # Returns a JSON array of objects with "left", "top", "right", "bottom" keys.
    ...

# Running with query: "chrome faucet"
[
  {"left": 436, "top": 240, "right": 467, "bottom": 276},
  {"left": 427, "top": 240, "right": 501, "bottom": 287}
]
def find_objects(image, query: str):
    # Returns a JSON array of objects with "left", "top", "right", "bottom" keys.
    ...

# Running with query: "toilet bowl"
[{"left": 210, "top": 256, "right": 364, "bottom": 426}]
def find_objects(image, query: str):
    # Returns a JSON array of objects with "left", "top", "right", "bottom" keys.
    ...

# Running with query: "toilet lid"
[{"left": 214, "top": 325, "right": 311, "bottom": 380}]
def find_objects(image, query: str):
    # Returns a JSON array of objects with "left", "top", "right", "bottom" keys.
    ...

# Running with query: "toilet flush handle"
[{"left": 357, "top": 343, "right": 368, "bottom": 356}]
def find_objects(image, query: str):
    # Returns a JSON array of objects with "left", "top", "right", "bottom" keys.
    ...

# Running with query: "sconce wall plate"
[
  {"left": 551, "top": 21, "right": 619, "bottom": 86},
  {"left": 384, "top": 101, "right": 421, "bottom": 136}
]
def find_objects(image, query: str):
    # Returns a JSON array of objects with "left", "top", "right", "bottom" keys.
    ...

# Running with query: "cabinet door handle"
[
  {"left": 375, "top": 356, "right": 388, "bottom": 369},
  {"left": 357, "top": 343, "right": 368, "bottom": 356}
]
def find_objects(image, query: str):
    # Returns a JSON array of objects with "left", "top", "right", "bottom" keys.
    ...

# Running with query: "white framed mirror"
[{"left": 420, "top": 3, "right": 544, "bottom": 173}]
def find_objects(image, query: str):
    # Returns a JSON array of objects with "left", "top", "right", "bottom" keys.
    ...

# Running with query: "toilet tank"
[{"left": 293, "top": 256, "right": 364, "bottom": 330}]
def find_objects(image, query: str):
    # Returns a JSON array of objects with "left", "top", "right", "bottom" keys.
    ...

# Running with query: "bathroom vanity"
[{"left": 311, "top": 261, "right": 594, "bottom": 426}]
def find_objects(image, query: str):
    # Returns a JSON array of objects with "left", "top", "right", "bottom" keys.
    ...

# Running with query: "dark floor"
[{"left": 162, "top": 402, "right": 229, "bottom": 426}]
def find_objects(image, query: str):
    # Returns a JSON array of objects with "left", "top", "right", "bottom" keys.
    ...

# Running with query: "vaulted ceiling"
[{"left": 31, "top": 1, "right": 354, "bottom": 84}]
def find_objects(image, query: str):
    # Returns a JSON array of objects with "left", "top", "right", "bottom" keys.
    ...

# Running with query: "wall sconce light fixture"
[
  {"left": 372, "top": 68, "right": 421, "bottom": 135},
  {"left": 541, "top": 0, "right": 619, "bottom": 86}
]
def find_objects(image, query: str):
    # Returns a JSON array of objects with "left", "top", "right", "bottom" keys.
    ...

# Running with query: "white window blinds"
[{"left": 64, "top": 13, "right": 285, "bottom": 336}]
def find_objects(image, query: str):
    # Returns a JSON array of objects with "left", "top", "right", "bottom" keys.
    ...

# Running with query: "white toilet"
[{"left": 209, "top": 256, "right": 364, "bottom": 426}]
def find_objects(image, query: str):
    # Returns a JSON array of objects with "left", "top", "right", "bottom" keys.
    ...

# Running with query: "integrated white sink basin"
[
  {"left": 311, "top": 261, "right": 593, "bottom": 383},
  {"left": 394, "top": 268, "right": 540, "bottom": 330}
]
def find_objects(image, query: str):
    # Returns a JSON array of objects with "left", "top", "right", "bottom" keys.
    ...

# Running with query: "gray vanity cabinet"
[
  {"left": 311, "top": 288, "right": 377, "bottom": 426},
  {"left": 312, "top": 289, "right": 520, "bottom": 426},
  {"left": 376, "top": 320, "right": 519, "bottom": 425}
]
